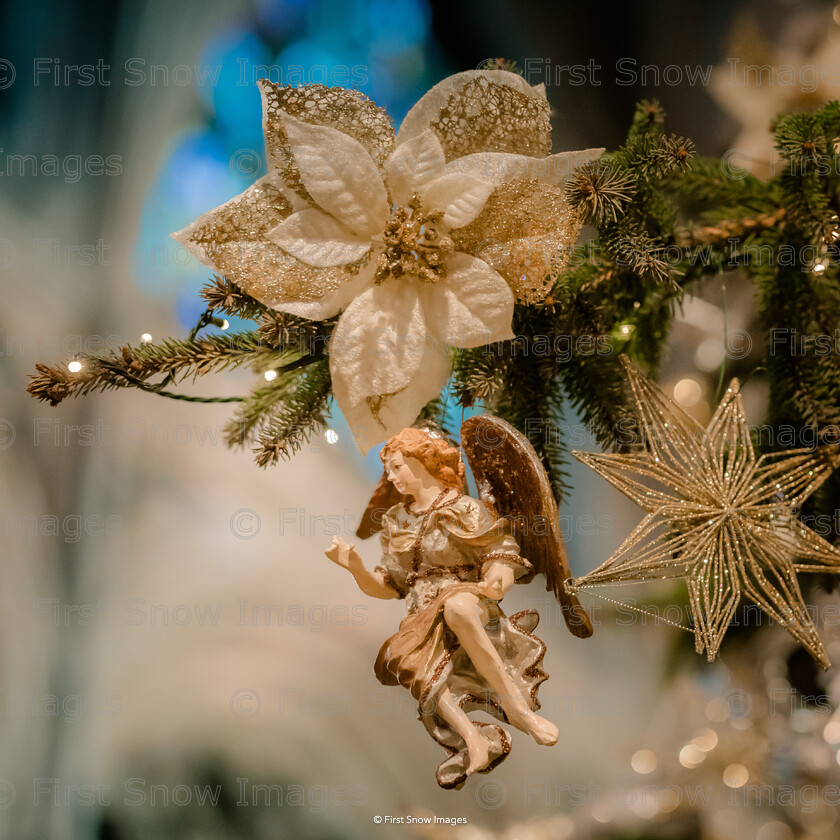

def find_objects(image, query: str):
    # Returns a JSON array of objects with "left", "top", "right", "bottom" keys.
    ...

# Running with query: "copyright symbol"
[
  {"left": 475, "top": 778, "right": 506, "bottom": 809},
  {"left": 476, "top": 58, "right": 506, "bottom": 71},
  {"left": 474, "top": 238, "right": 507, "bottom": 270},
  {"left": 0, "top": 419, "right": 15, "bottom": 449},
  {"left": 0, "top": 779, "right": 16, "bottom": 809},
  {"left": 725, "top": 329, "right": 752, "bottom": 360},
  {"left": 473, "top": 417, "right": 505, "bottom": 451},
  {"left": 724, "top": 688, "right": 752, "bottom": 719},
  {"left": 0, "top": 59, "right": 15, "bottom": 91},
  {"left": 373, "top": 816, "right": 382, "bottom": 824},
  {"left": 721, "top": 148, "right": 752, "bottom": 180},
  {"left": 230, "top": 149, "right": 263, "bottom": 178},
  {"left": 418, "top": 694, "right": 438, "bottom": 718},
  {"left": 230, "top": 688, "right": 261, "bottom": 718},
  {"left": 230, "top": 508, "right": 260, "bottom": 539}
]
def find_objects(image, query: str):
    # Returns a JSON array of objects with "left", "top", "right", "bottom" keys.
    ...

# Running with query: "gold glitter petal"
[
  {"left": 451, "top": 179, "right": 584, "bottom": 303},
  {"left": 260, "top": 80, "right": 395, "bottom": 198},
  {"left": 243, "top": 249, "right": 370, "bottom": 309},
  {"left": 173, "top": 175, "right": 294, "bottom": 273},
  {"left": 430, "top": 77, "right": 551, "bottom": 161},
  {"left": 172, "top": 173, "right": 368, "bottom": 311}
]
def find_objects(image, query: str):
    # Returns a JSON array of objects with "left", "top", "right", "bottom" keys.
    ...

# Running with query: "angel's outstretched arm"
[{"left": 325, "top": 537, "right": 399, "bottom": 599}]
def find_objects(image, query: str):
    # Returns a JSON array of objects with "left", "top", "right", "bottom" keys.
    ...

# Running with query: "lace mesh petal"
[
  {"left": 430, "top": 78, "right": 551, "bottom": 161},
  {"left": 174, "top": 175, "right": 365, "bottom": 308},
  {"left": 451, "top": 179, "right": 584, "bottom": 303},
  {"left": 260, "top": 80, "right": 395, "bottom": 200}
]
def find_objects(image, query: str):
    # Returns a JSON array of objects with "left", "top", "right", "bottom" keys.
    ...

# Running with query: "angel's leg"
[
  {"left": 442, "top": 592, "right": 558, "bottom": 746},
  {"left": 434, "top": 687, "right": 491, "bottom": 776}
]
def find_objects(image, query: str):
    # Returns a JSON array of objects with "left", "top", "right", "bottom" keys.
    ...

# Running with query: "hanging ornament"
[
  {"left": 326, "top": 415, "right": 592, "bottom": 789},
  {"left": 568, "top": 358, "right": 840, "bottom": 668}
]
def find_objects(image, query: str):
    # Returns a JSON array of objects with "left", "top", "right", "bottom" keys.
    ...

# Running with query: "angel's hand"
[
  {"left": 477, "top": 561, "right": 515, "bottom": 601},
  {"left": 325, "top": 536, "right": 355, "bottom": 570}
]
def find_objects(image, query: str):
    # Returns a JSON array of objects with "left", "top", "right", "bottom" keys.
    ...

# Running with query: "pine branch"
[
  {"left": 28, "top": 333, "right": 282, "bottom": 406},
  {"left": 676, "top": 208, "right": 787, "bottom": 248},
  {"left": 483, "top": 305, "right": 574, "bottom": 501},
  {"left": 253, "top": 360, "right": 332, "bottom": 467},
  {"left": 560, "top": 352, "right": 636, "bottom": 451},
  {"left": 565, "top": 159, "right": 636, "bottom": 224},
  {"left": 224, "top": 363, "right": 317, "bottom": 447},
  {"left": 451, "top": 344, "right": 513, "bottom": 408},
  {"left": 201, "top": 275, "right": 270, "bottom": 320},
  {"left": 257, "top": 311, "right": 336, "bottom": 354}
]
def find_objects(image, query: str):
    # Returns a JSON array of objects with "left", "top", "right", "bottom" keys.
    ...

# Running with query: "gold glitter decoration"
[
  {"left": 174, "top": 174, "right": 366, "bottom": 308},
  {"left": 452, "top": 179, "right": 585, "bottom": 303},
  {"left": 568, "top": 357, "right": 840, "bottom": 668},
  {"left": 239, "top": 249, "right": 369, "bottom": 307},
  {"left": 375, "top": 195, "right": 455, "bottom": 284},
  {"left": 188, "top": 177, "right": 292, "bottom": 251},
  {"left": 173, "top": 71, "right": 605, "bottom": 450},
  {"left": 176, "top": 73, "right": 601, "bottom": 317},
  {"left": 430, "top": 77, "right": 551, "bottom": 161},
  {"left": 260, "top": 80, "right": 395, "bottom": 199}
]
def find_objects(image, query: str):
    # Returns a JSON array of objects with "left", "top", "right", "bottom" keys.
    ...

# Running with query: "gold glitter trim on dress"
[{"left": 568, "top": 357, "right": 840, "bottom": 669}]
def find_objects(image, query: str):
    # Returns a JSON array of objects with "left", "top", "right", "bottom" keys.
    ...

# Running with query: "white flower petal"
[
  {"left": 420, "top": 173, "right": 494, "bottom": 229},
  {"left": 396, "top": 70, "right": 547, "bottom": 147},
  {"left": 329, "top": 281, "right": 430, "bottom": 405},
  {"left": 417, "top": 252, "right": 514, "bottom": 347},
  {"left": 272, "top": 261, "right": 376, "bottom": 321},
  {"left": 280, "top": 112, "right": 390, "bottom": 237},
  {"left": 384, "top": 129, "right": 445, "bottom": 206},
  {"left": 447, "top": 148, "right": 605, "bottom": 187},
  {"left": 268, "top": 208, "right": 371, "bottom": 268},
  {"left": 333, "top": 342, "right": 451, "bottom": 454}
]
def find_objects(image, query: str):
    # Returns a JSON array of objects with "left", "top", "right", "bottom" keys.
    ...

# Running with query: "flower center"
[{"left": 375, "top": 195, "right": 454, "bottom": 284}]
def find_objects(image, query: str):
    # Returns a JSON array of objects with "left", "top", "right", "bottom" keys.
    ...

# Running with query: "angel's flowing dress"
[{"left": 373, "top": 494, "right": 549, "bottom": 789}]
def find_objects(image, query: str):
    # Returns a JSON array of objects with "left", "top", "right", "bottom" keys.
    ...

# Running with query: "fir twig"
[
  {"left": 253, "top": 360, "right": 332, "bottom": 467},
  {"left": 201, "top": 275, "right": 269, "bottom": 320}
]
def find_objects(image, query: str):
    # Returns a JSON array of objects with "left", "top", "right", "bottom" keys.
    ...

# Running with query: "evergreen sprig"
[{"left": 253, "top": 359, "right": 332, "bottom": 467}]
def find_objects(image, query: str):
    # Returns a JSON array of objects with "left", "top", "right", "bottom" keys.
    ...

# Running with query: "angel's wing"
[
  {"left": 461, "top": 415, "right": 593, "bottom": 639},
  {"left": 355, "top": 472, "right": 407, "bottom": 540}
]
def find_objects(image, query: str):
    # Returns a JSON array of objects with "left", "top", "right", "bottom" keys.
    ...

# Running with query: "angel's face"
[{"left": 384, "top": 451, "right": 429, "bottom": 497}]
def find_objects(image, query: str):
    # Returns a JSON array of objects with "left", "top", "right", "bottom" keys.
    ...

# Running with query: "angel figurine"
[{"left": 325, "top": 416, "right": 592, "bottom": 789}]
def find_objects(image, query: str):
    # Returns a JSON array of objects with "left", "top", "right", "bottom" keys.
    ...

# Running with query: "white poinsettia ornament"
[{"left": 173, "top": 70, "right": 603, "bottom": 452}]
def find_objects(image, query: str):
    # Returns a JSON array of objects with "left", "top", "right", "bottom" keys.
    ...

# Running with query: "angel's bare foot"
[
  {"left": 464, "top": 729, "right": 492, "bottom": 776},
  {"left": 501, "top": 696, "right": 559, "bottom": 746},
  {"left": 517, "top": 711, "right": 559, "bottom": 746}
]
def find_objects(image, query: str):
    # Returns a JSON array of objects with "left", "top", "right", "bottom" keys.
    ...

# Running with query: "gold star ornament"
[{"left": 567, "top": 358, "right": 840, "bottom": 668}]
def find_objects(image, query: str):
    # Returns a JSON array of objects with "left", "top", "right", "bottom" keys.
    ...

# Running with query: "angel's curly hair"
[{"left": 380, "top": 428, "right": 465, "bottom": 490}]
